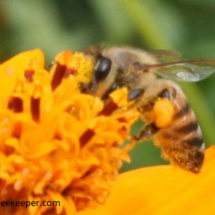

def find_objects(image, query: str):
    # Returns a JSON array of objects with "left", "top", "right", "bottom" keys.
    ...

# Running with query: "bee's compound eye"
[{"left": 94, "top": 56, "right": 112, "bottom": 81}]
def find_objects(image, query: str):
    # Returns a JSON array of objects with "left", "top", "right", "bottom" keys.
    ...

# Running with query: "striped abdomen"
[{"left": 154, "top": 88, "right": 204, "bottom": 173}]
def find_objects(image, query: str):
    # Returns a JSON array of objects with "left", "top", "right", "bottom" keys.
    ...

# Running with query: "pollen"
[
  {"left": 0, "top": 49, "right": 139, "bottom": 215},
  {"left": 50, "top": 50, "right": 94, "bottom": 90},
  {"left": 153, "top": 98, "right": 175, "bottom": 128}
]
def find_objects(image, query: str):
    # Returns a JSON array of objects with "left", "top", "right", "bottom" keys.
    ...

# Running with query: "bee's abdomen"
[{"left": 154, "top": 92, "right": 205, "bottom": 173}]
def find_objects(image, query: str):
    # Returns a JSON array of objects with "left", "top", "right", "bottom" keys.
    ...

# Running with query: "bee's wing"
[
  {"left": 149, "top": 50, "right": 182, "bottom": 62},
  {"left": 151, "top": 59, "right": 215, "bottom": 82}
]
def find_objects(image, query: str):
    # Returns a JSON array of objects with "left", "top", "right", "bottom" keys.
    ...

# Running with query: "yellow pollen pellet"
[{"left": 153, "top": 98, "right": 175, "bottom": 128}]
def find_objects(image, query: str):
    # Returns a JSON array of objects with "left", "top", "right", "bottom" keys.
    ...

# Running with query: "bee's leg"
[
  {"left": 134, "top": 123, "right": 159, "bottom": 142},
  {"left": 130, "top": 88, "right": 173, "bottom": 142},
  {"left": 133, "top": 89, "right": 172, "bottom": 142},
  {"left": 157, "top": 88, "right": 171, "bottom": 100}
]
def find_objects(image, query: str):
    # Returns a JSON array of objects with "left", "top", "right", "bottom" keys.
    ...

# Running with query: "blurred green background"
[{"left": 0, "top": 0, "right": 215, "bottom": 171}]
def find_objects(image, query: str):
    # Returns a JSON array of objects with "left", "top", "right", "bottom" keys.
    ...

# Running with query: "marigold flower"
[
  {"left": 1, "top": 49, "right": 213, "bottom": 215},
  {"left": 79, "top": 146, "right": 215, "bottom": 215},
  {"left": 0, "top": 49, "right": 139, "bottom": 215}
]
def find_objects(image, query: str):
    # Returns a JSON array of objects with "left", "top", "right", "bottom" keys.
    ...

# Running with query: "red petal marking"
[
  {"left": 51, "top": 63, "right": 67, "bottom": 91},
  {"left": 24, "top": 69, "right": 34, "bottom": 82},
  {"left": 8, "top": 97, "right": 23, "bottom": 113},
  {"left": 31, "top": 97, "right": 40, "bottom": 122},
  {"left": 79, "top": 129, "right": 95, "bottom": 147},
  {"left": 98, "top": 99, "right": 118, "bottom": 116}
]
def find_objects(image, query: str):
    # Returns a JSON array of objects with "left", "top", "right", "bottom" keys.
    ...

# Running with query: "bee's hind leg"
[
  {"left": 131, "top": 88, "right": 172, "bottom": 142},
  {"left": 133, "top": 123, "right": 159, "bottom": 142}
]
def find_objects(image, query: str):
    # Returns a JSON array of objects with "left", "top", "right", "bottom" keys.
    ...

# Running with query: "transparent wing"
[
  {"left": 151, "top": 59, "right": 215, "bottom": 82},
  {"left": 148, "top": 50, "right": 182, "bottom": 62}
]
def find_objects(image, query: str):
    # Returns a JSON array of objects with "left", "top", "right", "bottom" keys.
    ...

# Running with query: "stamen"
[
  {"left": 64, "top": 67, "right": 76, "bottom": 78},
  {"left": 98, "top": 99, "right": 118, "bottom": 116},
  {"left": 12, "top": 122, "right": 22, "bottom": 139},
  {"left": 51, "top": 63, "right": 67, "bottom": 91},
  {"left": 24, "top": 69, "right": 34, "bottom": 82},
  {"left": 24, "top": 58, "right": 37, "bottom": 82},
  {"left": 31, "top": 97, "right": 40, "bottom": 122},
  {"left": 8, "top": 97, "right": 23, "bottom": 113},
  {"left": 79, "top": 129, "right": 95, "bottom": 147}
]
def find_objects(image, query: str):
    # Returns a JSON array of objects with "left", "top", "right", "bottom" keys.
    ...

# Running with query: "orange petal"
[
  {"left": 0, "top": 49, "right": 44, "bottom": 100},
  {"left": 79, "top": 146, "right": 215, "bottom": 215}
]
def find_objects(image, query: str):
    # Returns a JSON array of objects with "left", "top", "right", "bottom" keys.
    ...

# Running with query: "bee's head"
[{"left": 82, "top": 46, "right": 156, "bottom": 97}]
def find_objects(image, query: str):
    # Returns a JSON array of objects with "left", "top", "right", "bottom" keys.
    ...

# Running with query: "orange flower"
[
  {"left": 79, "top": 146, "right": 215, "bottom": 215},
  {"left": 1, "top": 49, "right": 214, "bottom": 215},
  {"left": 0, "top": 49, "right": 139, "bottom": 215}
]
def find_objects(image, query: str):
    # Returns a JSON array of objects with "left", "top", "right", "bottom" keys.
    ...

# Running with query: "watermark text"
[{"left": 1, "top": 199, "right": 60, "bottom": 208}]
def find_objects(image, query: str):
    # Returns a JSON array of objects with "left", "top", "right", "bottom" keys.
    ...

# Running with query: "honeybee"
[{"left": 82, "top": 45, "right": 215, "bottom": 173}]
